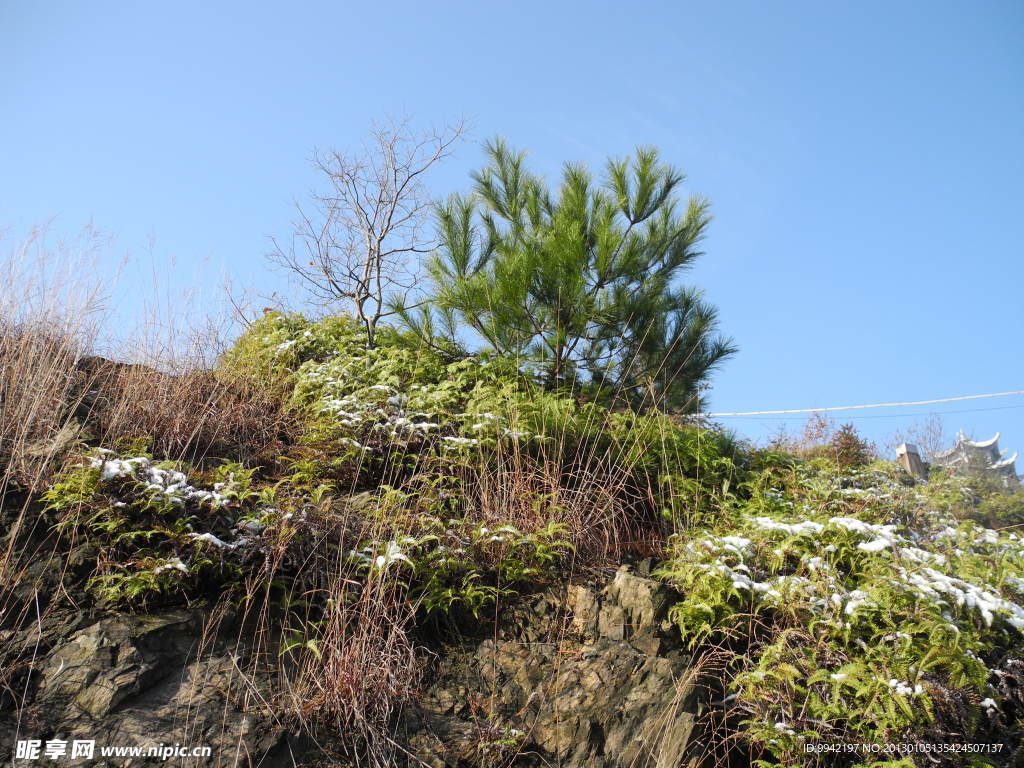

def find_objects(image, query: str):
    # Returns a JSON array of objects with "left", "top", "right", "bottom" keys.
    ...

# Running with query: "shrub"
[
  {"left": 40, "top": 451, "right": 265, "bottom": 606},
  {"left": 225, "top": 311, "right": 749, "bottom": 553},
  {"left": 656, "top": 461, "right": 1023, "bottom": 764}
]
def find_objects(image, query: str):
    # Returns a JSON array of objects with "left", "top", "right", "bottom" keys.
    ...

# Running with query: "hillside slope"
[{"left": 2, "top": 314, "right": 1022, "bottom": 767}]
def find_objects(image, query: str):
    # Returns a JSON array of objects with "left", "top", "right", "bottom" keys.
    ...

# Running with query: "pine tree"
[
  {"left": 399, "top": 139, "right": 736, "bottom": 412},
  {"left": 830, "top": 424, "right": 874, "bottom": 467}
]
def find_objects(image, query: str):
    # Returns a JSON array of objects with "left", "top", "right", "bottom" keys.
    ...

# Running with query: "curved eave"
[
  {"left": 992, "top": 452, "right": 1018, "bottom": 470},
  {"left": 933, "top": 432, "right": 1001, "bottom": 459},
  {"left": 964, "top": 433, "right": 1001, "bottom": 449}
]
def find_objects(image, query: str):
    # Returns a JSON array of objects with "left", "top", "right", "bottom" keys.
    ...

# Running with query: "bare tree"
[
  {"left": 885, "top": 413, "right": 948, "bottom": 459},
  {"left": 270, "top": 118, "right": 466, "bottom": 347}
]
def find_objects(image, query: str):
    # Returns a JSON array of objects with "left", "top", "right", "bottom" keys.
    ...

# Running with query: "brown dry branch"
[{"left": 269, "top": 117, "right": 467, "bottom": 348}]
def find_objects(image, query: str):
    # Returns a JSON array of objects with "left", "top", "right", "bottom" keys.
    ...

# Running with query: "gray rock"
[
  {"left": 402, "top": 566, "right": 702, "bottom": 768},
  {"left": 3, "top": 566, "right": 701, "bottom": 767},
  {"left": 3, "top": 610, "right": 292, "bottom": 767}
]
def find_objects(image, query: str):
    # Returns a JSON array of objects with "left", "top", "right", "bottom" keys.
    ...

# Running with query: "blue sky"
[{"left": 2, "top": 1, "right": 1022, "bottom": 454}]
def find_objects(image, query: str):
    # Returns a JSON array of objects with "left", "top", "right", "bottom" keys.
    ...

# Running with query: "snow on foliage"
[
  {"left": 656, "top": 462, "right": 1024, "bottom": 758},
  {"left": 88, "top": 452, "right": 231, "bottom": 508}
]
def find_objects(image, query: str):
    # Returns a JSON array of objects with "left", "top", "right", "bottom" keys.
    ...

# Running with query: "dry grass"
[
  {"left": 0, "top": 229, "right": 293, "bottom": 487},
  {"left": 84, "top": 358, "right": 292, "bottom": 464},
  {"left": 0, "top": 229, "right": 108, "bottom": 492}
]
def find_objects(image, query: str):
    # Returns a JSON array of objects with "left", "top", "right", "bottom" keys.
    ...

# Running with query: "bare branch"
[{"left": 268, "top": 117, "right": 467, "bottom": 346}]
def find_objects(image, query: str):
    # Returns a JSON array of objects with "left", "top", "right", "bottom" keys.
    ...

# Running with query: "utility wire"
[
  {"left": 704, "top": 389, "right": 1024, "bottom": 418},
  {"left": 737, "top": 403, "right": 1024, "bottom": 422}
]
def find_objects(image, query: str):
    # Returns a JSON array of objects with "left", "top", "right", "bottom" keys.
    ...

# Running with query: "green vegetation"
[
  {"left": 227, "top": 310, "right": 744, "bottom": 523},
  {"left": 41, "top": 451, "right": 259, "bottom": 606},
  {"left": 656, "top": 461, "right": 1024, "bottom": 765}
]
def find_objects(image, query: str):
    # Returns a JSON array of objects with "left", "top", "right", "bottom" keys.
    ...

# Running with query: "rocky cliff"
[{"left": 2, "top": 558, "right": 707, "bottom": 767}]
